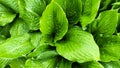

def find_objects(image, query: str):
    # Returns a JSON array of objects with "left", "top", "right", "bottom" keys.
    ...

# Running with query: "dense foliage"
[{"left": 0, "top": 0, "right": 120, "bottom": 68}]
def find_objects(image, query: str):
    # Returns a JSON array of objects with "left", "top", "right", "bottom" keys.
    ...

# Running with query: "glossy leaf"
[
  {"left": 10, "top": 18, "right": 29, "bottom": 37},
  {"left": 0, "top": 0, "right": 18, "bottom": 13},
  {"left": 79, "top": 61, "right": 104, "bottom": 68},
  {"left": 40, "top": 1, "right": 68, "bottom": 43},
  {"left": 27, "top": 44, "right": 51, "bottom": 58},
  {"left": 9, "top": 57, "right": 26, "bottom": 68},
  {"left": 36, "top": 50, "right": 58, "bottom": 60},
  {"left": 0, "top": 4, "right": 16, "bottom": 26},
  {"left": 56, "top": 26, "right": 100, "bottom": 63},
  {"left": 96, "top": 35, "right": 120, "bottom": 62},
  {"left": 54, "top": 0, "right": 82, "bottom": 24},
  {"left": 94, "top": 10, "right": 118, "bottom": 35},
  {"left": 30, "top": 32, "right": 42, "bottom": 47},
  {"left": 0, "top": 34, "right": 34, "bottom": 58},
  {"left": 101, "top": 61, "right": 120, "bottom": 68},
  {"left": 18, "top": 0, "right": 46, "bottom": 30},
  {"left": 80, "top": 0, "right": 100, "bottom": 27},
  {"left": 25, "top": 58, "right": 57, "bottom": 68},
  {"left": 57, "top": 58, "right": 72, "bottom": 68}
]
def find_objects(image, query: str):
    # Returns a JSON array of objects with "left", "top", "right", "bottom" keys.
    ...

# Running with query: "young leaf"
[
  {"left": 80, "top": 0, "right": 100, "bottom": 27},
  {"left": 54, "top": 0, "right": 82, "bottom": 24},
  {"left": 93, "top": 10, "right": 118, "bottom": 35},
  {"left": 0, "top": 4, "right": 16, "bottom": 26},
  {"left": 96, "top": 35, "right": 120, "bottom": 62},
  {"left": 18, "top": 0, "right": 46, "bottom": 30},
  {"left": 10, "top": 18, "right": 29, "bottom": 37},
  {"left": 56, "top": 26, "right": 100, "bottom": 63},
  {"left": 0, "top": 34, "right": 34, "bottom": 58},
  {"left": 40, "top": 1, "right": 68, "bottom": 43},
  {"left": 79, "top": 61, "right": 104, "bottom": 68}
]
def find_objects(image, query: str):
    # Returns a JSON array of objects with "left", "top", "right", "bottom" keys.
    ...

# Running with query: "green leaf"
[
  {"left": 94, "top": 10, "right": 118, "bottom": 35},
  {"left": 80, "top": 0, "right": 100, "bottom": 27},
  {"left": 10, "top": 18, "right": 29, "bottom": 37},
  {"left": 27, "top": 43, "right": 51, "bottom": 58},
  {"left": 25, "top": 58, "right": 57, "bottom": 68},
  {"left": 57, "top": 58, "right": 72, "bottom": 68},
  {"left": 79, "top": 61, "right": 104, "bottom": 68},
  {"left": 40, "top": 1, "right": 68, "bottom": 43},
  {"left": 56, "top": 26, "right": 100, "bottom": 63},
  {"left": 99, "top": 0, "right": 113, "bottom": 11},
  {"left": 0, "top": 36, "right": 6, "bottom": 44},
  {"left": 101, "top": 61, "right": 120, "bottom": 68},
  {"left": 54, "top": 0, "right": 82, "bottom": 24},
  {"left": 0, "top": 0, "right": 18, "bottom": 13},
  {"left": 0, "top": 34, "right": 34, "bottom": 58},
  {"left": 9, "top": 57, "right": 26, "bottom": 68},
  {"left": 30, "top": 32, "right": 42, "bottom": 47},
  {"left": 0, "top": 24, "right": 12, "bottom": 38},
  {"left": 44, "top": 0, "right": 51, "bottom": 5},
  {"left": 36, "top": 50, "right": 58, "bottom": 60},
  {"left": 0, "top": 4, "right": 16, "bottom": 26},
  {"left": 96, "top": 35, "right": 120, "bottom": 62},
  {"left": 18, "top": 0, "right": 46, "bottom": 30}
]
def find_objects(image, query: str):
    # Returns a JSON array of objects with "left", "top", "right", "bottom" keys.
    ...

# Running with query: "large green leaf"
[
  {"left": 0, "top": 0, "right": 18, "bottom": 13},
  {"left": 18, "top": 0, "right": 46, "bottom": 30},
  {"left": 10, "top": 18, "right": 29, "bottom": 37},
  {"left": 0, "top": 4, "right": 16, "bottom": 26},
  {"left": 93, "top": 10, "right": 118, "bottom": 35},
  {"left": 79, "top": 61, "right": 104, "bottom": 68},
  {"left": 0, "top": 34, "right": 34, "bottom": 58},
  {"left": 80, "top": 0, "right": 100, "bottom": 27},
  {"left": 40, "top": 1, "right": 68, "bottom": 43},
  {"left": 56, "top": 26, "right": 100, "bottom": 63},
  {"left": 101, "top": 61, "right": 120, "bottom": 68},
  {"left": 54, "top": 0, "right": 82, "bottom": 24},
  {"left": 96, "top": 35, "right": 120, "bottom": 62}
]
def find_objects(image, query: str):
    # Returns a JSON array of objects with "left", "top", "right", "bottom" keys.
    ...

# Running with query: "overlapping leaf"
[
  {"left": 0, "top": 34, "right": 34, "bottom": 58},
  {"left": 80, "top": 0, "right": 100, "bottom": 27},
  {"left": 96, "top": 35, "right": 120, "bottom": 62},
  {"left": 54, "top": 0, "right": 82, "bottom": 24},
  {"left": 56, "top": 26, "right": 100, "bottom": 63},
  {"left": 18, "top": 0, "right": 46, "bottom": 30},
  {"left": 40, "top": 1, "right": 68, "bottom": 43},
  {"left": 0, "top": 4, "right": 16, "bottom": 26}
]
